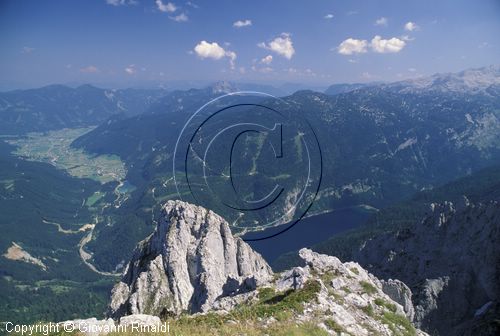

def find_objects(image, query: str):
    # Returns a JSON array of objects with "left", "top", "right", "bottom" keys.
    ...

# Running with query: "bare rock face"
[
  {"left": 73, "top": 246, "right": 429, "bottom": 335},
  {"left": 105, "top": 201, "right": 428, "bottom": 335},
  {"left": 119, "top": 314, "right": 162, "bottom": 328},
  {"left": 381, "top": 279, "right": 415, "bottom": 321},
  {"left": 275, "top": 249, "right": 429, "bottom": 336},
  {"left": 354, "top": 198, "right": 500, "bottom": 335},
  {"left": 107, "top": 200, "right": 273, "bottom": 319}
]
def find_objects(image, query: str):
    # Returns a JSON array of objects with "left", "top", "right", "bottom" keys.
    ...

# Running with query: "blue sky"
[{"left": 1, "top": 0, "right": 499, "bottom": 89}]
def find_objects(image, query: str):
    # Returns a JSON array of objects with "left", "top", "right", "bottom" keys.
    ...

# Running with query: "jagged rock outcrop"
[
  {"left": 354, "top": 198, "right": 500, "bottom": 335},
  {"left": 273, "top": 248, "right": 428, "bottom": 336},
  {"left": 381, "top": 279, "right": 415, "bottom": 321},
  {"left": 107, "top": 200, "right": 273, "bottom": 319},
  {"left": 104, "top": 201, "right": 428, "bottom": 335},
  {"left": 118, "top": 314, "right": 162, "bottom": 328}
]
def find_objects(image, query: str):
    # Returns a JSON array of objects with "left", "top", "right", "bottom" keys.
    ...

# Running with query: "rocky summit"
[
  {"left": 102, "top": 200, "right": 429, "bottom": 336},
  {"left": 107, "top": 200, "right": 273, "bottom": 318}
]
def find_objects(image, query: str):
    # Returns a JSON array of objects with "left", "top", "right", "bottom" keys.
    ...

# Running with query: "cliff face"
[
  {"left": 105, "top": 200, "right": 428, "bottom": 336},
  {"left": 354, "top": 198, "right": 500, "bottom": 335},
  {"left": 107, "top": 200, "right": 273, "bottom": 318}
]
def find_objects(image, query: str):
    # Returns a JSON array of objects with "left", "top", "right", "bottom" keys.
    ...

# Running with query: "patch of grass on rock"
[
  {"left": 360, "top": 281, "right": 377, "bottom": 295},
  {"left": 374, "top": 298, "right": 397, "bottom": 313}
]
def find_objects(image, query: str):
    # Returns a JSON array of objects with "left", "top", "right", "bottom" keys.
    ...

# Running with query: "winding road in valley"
[
  {"left": 77, "top": 221, "right": 119, "bottom": 277},
  {"left": 44, "top": 217, "right": 119, "bottom": 277}
]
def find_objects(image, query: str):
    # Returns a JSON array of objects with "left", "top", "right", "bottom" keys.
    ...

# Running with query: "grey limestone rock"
[
  {"left": 381, "top": 278, "right": 415, "bottom": 321},
  {"left": 354, "top": 198, "right": 500, "bottom": 335},
  {"left": 107, "top": 200, "right": 273, "bottom": 319}
]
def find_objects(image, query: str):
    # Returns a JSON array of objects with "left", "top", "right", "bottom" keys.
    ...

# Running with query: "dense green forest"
[{"left": 0, "top": 141, "right": 116, "bottom": 323}]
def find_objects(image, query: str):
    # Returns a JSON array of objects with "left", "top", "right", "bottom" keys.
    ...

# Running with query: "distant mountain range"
[
  {"left": 0, "top": 81, "right": 313, "bottom": 134},
  {"left": 65, "top": 66, "right": 500, "bottom": 273},
  {"left": 2, "top": 65, "right": 498, "bottom": 135},
  {"left": 0, "top": 85, "right": 168, "bottom": 134},
  {"left": 74, "top": 66, "right": 500, "bottom": 203},
  {"left": 323, "top": 82, "right": 375, "bottom": 95},
  {"left": 385, "top": 65, "right": 500, "bottom": 94}
]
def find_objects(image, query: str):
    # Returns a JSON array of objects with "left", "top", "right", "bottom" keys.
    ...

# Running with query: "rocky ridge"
[
  {"left": 63, "top": 246, "right": 428, "bottom": 335},
  {"left": 100, "top": 200, "right": 428, "bottom": 335},
  {"left": 280, "top": 248, "right": 427, "bottom": 335},
  {"left": 386, "top": 65, "right": 500, "bottom": 94},
  {"left": 354, "top": 197, "right": 500, "bottom": 335}
]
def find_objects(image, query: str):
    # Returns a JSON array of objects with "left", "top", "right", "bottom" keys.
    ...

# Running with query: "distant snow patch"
[
  {"left": 104, "top": 91, "right": 115, "bottom": 100},
  {"left": 396, "top": 137, "right": 417, "bottom": 152}
]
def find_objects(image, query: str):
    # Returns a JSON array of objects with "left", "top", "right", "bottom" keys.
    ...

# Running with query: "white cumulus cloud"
[
  {"left": 193, "top": 41, "right": 237, "bottom": 69},
  {"left": 324, "top": 14, "right": 334, "bottom": 19},
  {"left": 125, "top": 65, "right": 136, "bottom": 74},
  {"left": 375, "top": 17, "right": 388, "bottom": 26},
  {"left": 371, "top": 35, "right": 406, "bottom": 53},
  {"left": 404, "top": 21, "right": 419, "bottom": 31},
  {"left": 156, "top": 0, "right": 176, "bottom": 13},
  {"left": 170, "top": 13, "right": 188, "bottom": 22},
  {"left": 194, "top": 41, "right": 226, "bottom": 59},
  {"left": 337, "top": 38, "right": 368, "bottom": 55},
  {"left": 225, "top": 50, "right": 237, "bottom": 69},
  {"left": 233, "top": 19, "right": 252, "bottom": 28},
  {"left": 260, "top": 55, "right": 273, "bottom": 64},
  {"left": 258, "top": 33, "right": 295, "bottom": 60}
]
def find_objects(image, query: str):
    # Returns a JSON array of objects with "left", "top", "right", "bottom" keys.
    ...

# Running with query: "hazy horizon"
[
  {"left": 2, "top": 64, "right": 499, "bottom": 92},
  {"left": 2, "top": 0, "right": 499, "bottom": 90}
]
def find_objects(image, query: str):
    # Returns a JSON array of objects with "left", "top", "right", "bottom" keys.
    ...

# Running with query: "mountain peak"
[
  {"left": 389, "top": 65, "right": 500, "bottom": 93},
  {"left": 76, "top": 84, "right": 102, "bottom": 92},
  {"left": 209, "top": 80, "right": 239, "bottom": 94},
  {"left": 107, "top": 200, "right": 273, "bottom": 318}
]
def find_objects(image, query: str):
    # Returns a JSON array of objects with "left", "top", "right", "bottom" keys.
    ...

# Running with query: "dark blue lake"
[{"left": 243, "top": 208, "right": 372, "bottom": 264}]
